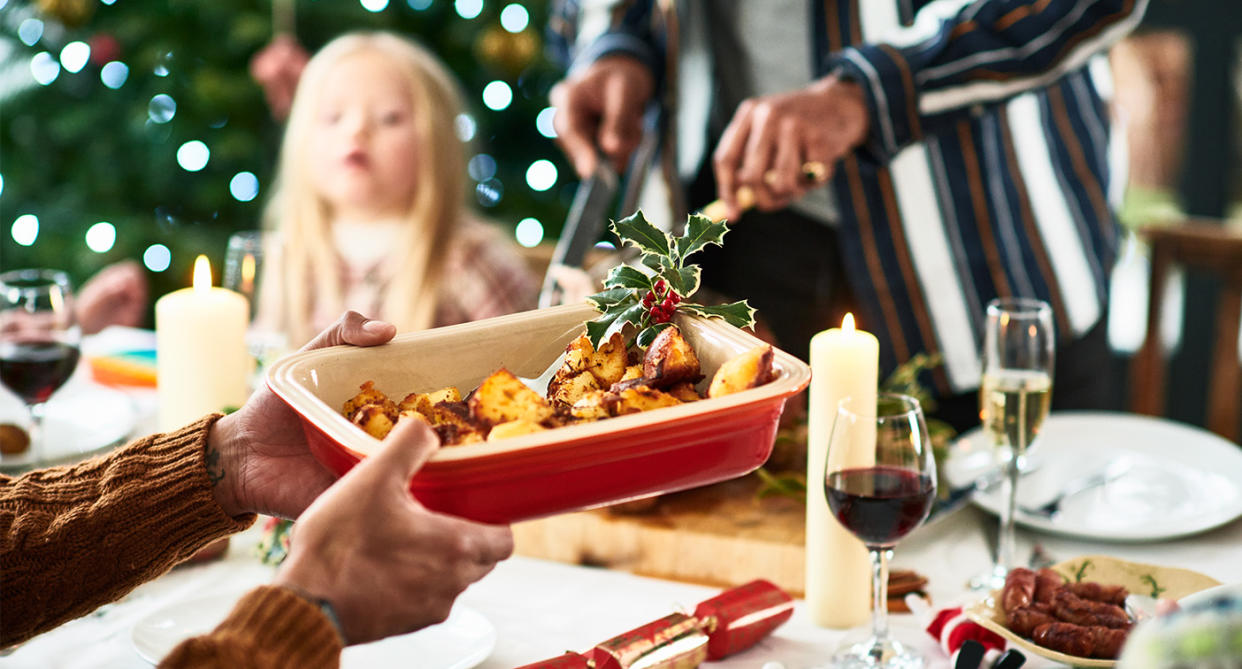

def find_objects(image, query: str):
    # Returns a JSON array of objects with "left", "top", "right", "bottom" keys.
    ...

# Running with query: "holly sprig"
[{"left": 585, "top": 210, "right": 756, "bottom": 348}]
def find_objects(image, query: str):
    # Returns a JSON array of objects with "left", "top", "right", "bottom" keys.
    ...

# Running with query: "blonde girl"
[{"left": 257, "top": 31, "right": 537, "bottom": 346}]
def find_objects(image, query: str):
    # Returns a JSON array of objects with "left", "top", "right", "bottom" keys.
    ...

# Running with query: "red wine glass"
[
  {"left": 0, "top": 269, "right": 81, "bottom": 465},
  {"left": 824, "top": 393, "right": 936, "bottom": 668}
]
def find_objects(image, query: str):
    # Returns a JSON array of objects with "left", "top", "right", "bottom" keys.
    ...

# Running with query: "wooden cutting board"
[{"left": 512, "top": 475, "right": 810, "bottom": 596}]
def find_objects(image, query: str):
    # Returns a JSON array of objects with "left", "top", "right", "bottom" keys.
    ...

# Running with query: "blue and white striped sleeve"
[
  {"left": 548, "top": 0, "right": 662, "bottom": 77},
  {"left": 828, "top": 0, "right": 1148, "bottom": 162}
]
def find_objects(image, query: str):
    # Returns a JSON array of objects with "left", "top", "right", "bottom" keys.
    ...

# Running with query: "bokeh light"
[
  {"left": 17, "top": 18, "right": 43, "bottom": 46},
  {"left": 455, "top": 0, "right": 483, "bottom": 19},
  {"left": 60, "top": 41, "right": 91, "bottom": 73},
  {"left": 482, "top": 80, "right": 513, "bottom": 111},
  {"left": 500, "top": 4, "right": 530, "bottom": 32},
  {"left": 407, "top": 0, "right": 432, "bottom": 8},
  {"left": 525, "top": 159, "right": 558, "bottom": 191},
  {"left": 360, "top": 0, "right": 388, "bottom": 11},
  {"left": 468, "top": 154, "right": 497, "bottom": 181},
  {"left": 536, "top": 107, "right": 557, "bottom": 138},
  {"left": 455, "top": 113, "right": 477, "bottom": 142},
  {"left": 476, "top": 178, "right": 503, "bottom": 207},
  {"left": 515, "top": 217, "right": 543, "bottom": 247},
  {"left": 143, "top": 244, "right": 172, "bottom": 272},
  {"left": 100, "top": 61, "right": 129, "bottom": 89},
  {"left": 85, "top": 222, "right": 116, "bottom": 253},
  {"left": 11, "top": 214, "right": 38, "bottom": 246},
  {"left": 177, "top": 140, "right": 210, "bottom": 172},
  {"left": 31, "top": 52, "right": 59, "bottom": 85},
  {"left": 148, "top": 94, "right": 176, "bottom": 123},
  {"left": 230, "top": 171, "right": 260, "bottom": 202}
]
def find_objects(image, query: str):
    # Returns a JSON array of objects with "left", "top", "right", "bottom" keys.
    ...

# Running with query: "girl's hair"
[{"left": 261, "top": 31, "right": 467, "bottom": 345}]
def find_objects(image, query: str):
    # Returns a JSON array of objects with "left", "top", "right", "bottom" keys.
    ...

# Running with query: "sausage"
[
  {"left": 1033, "top": 568, "right": 1065, "bottom": 605},
  {"left": 1052, "top": 590, "right": 1132, "bottom": 629},
  {"left": 1001, "top": 567, "right": 1037, "bottom": 612},
  {"left": 1086, "top": 625, "right": 1129, "bottom": 659},
  {"left": 1066, "top": 581, "right": 1129, "bottom": 607},
  {"left": 1032, "top": 622, "right": 1093, "bottom": 657},
  {"left": 1006, "top": 606, "right": 1058, "bottom": 637}
]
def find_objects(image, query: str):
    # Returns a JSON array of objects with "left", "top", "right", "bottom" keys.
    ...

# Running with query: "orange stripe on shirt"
[
  {"left": 844, "top": 157, "right": 911, "bottom": 363},
  {"left": 1046, "top": 85, "right": 1116, "bottom": 248},
  {"left": 956, "top": 120, "right": 1013, "bottom": 297}
]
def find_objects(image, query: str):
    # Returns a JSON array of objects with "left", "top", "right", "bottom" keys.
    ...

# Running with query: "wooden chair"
[{"left": 1131, "top": 221, "right": 1242, "bottom": 442}]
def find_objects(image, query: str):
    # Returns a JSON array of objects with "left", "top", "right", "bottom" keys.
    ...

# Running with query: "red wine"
[
  {"left": 0, "top": 341, "right": 80, "bottom": 404},
  {"left": 825, "top": 466, "right": 935, "bottom": 547}
]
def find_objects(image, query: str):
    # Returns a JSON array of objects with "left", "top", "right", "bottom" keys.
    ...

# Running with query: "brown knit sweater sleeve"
[
  {"left": 160, "top": 586, "right": 343, "bottom": 668},
  {"left": 0, "top": 414, "right": 253, "bottom": 645}
]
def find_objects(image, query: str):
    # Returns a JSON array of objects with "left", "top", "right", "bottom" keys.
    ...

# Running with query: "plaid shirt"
[
  {"left": 432, "top": 220, "right": 540, "bottom": 327},
  {"left": 552, "top": 0, "right": 1147, "bottom": 392}
]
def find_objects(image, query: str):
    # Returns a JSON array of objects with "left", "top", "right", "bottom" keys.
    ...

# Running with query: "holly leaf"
[
  {"left": 674, "top": 214, "right": 730, "bottom": 262},
  {"left": 610, "top": 210, "right": 671, "bottom": 258},
  {"left": 603, "top": 264, "right": 654, "bottom": 291},
  {"left": 636, "top": 322, "right": 674, "bottom": 348},
  {"left": 587, "top": 302, "right": 646, "bottom": 348},
  {"left": 664, "top": 265, "right": 700, "bottom": 299},
  {"left": 586, "top": 287, "right": 634, "bottom": 312},
  {"left": 679, "top": 301, "right": 757, "bottom": 330}
]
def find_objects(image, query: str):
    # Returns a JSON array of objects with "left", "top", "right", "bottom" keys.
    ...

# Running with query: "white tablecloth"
[{"left": 6, "top": 502, "right": 1241, "bottom": 669}]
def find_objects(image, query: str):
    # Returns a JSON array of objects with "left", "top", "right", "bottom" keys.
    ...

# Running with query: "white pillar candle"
[
  {"left": 806, "top": 313, "right": 876, "bottom": 628},
  {"left": 156, "top": 255, "right": 250, "bottom": 431}
]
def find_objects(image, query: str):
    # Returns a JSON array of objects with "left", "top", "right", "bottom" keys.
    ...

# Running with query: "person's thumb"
[
  {"left": 302, "top": 311, "right": 396, "bottom": 351},
  {"left": 364, "top": 417, "right": 441, "bottom": 484}
]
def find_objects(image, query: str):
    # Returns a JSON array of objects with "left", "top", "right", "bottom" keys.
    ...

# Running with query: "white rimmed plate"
[
  {"left": 131, "top": 589, "right": 496, "bottom": 668},
  {"left": 954, "top": 411, "right": 1242, "bottom": 542},
  {"left": 0, "top": 373, "right": 137, "bottom": 472}
]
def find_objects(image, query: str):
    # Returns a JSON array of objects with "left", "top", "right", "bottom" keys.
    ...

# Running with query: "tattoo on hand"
[{"left": 206, "top": 445, "right": 225, "bottom": 487}]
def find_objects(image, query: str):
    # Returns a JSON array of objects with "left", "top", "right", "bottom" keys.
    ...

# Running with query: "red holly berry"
[
  {"left": 654, "top": 279, "right": 667, "bottom": 294},
  {"left": 668, "top": 291, "right": 682, "bottom": 305}
]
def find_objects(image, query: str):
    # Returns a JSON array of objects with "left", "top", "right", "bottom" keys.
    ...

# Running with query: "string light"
[
  {"left": 100, "top": 61, "right": 129, "bottom": 89},
  {"left": 230, "top": 172, "right": 260, "bottom": 202},
  {"left": 143, "top": 244, "right": 172, "bottom": 272},
  {"left": 177, "top": 140, "right": 210, "bottom": 172},
  {"left": 515, "top": 217, "right": 543, "bottom": 247},
  {"left": 59, "top": 41, "right": 91, "bottom": 73},
  {"left": 31, "top": 52, "right": 59, "bottom": 85},
  {"left": 526, "top": 159, "right": 557, "bottom": 191},
  {"left": 148, "top": 94, "right": 176, "bottom": 123},
  {"left": 85, "top": 222, "right": 116, "bottom": 253},
  {"left": 455, "top": 0, "right": 483, "bottom": 19},
  {"left": 482, "top": 81, "right": 512, "bottom": 111},
  {"left": 500, "top": 4, "right": 529, "bottom": 32},
  {"left": 536, "top": 107, "right": 557, "bottom": 138},
  {"left": 11, "top": 214, "right": 38, "bottom": 246}
]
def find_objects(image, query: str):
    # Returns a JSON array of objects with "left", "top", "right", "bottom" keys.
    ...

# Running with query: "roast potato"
[
  {"left": 470, "top": 368, "right": 555, "bottom": 426},
  {"left": 707, "top": 344, "right": 774, "bottom": 398},
  {"left": 642, "top": 326, "right": 701, "bottom": 388}
]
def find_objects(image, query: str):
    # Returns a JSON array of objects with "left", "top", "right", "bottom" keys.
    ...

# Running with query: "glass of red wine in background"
[
  {"left": 0, "top": 269, "right": 81, "bottom": 464},
  {"left": 824, "top": 393, "right": 937, "bottom": 669}
]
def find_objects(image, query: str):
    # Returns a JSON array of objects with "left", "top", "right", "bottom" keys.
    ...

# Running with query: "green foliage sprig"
[{"left": 585, "top": 211, "right": 755, "bottom": 348}]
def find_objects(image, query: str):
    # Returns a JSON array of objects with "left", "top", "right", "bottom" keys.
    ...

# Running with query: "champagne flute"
[
  {"left": 971, "top": 297, "right": 1055, "bottom": 590},
  {"left": 824, "top": 393, "right": 937, "bottom": 669},
  {"left": 0, "top": 269, "right": 82, "bottom": 464},
  {"left": 223, "top": 230, "right": 288, "bottom": 373}
]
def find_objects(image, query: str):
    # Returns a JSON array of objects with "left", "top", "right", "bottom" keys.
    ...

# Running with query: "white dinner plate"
[
  {"left": 0, "top": 372, "right": 138, "bottom": 472},
  {"left": 954, "top": 411, "right": 1242, "bottom": 542},
  {"left": 131, "top": 589, "right": 496, "bottom": 668},
  {"left": 1178, "top": 581, "right": 1242, "bottom": 608}
]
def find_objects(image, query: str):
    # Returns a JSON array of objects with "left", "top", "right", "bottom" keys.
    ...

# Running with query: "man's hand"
[
  {"left": 76, "top": 261, "right": 148, "bottom": 335},
  {"left": 273, "top": 419, "right": 515, "bottom": 645},
  {"left": 713, "top": 74, "right": 870, "bottom": 220},
  {"left": 550, "top": 55, "right": 655, "bottom": 178},
  {"left": 207, "top": 311, "right": 397, "bottom": 519}
]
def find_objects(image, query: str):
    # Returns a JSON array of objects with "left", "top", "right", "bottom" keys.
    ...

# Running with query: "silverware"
[
  {"left": 537, "top": 161, "right": 619, "bottom": 309},
  {"left": 955, "top": 639, "right": 986, "bottom": 669},
  {"left": 1018, "top": 458, "right": 1132, "bottom": 518}
]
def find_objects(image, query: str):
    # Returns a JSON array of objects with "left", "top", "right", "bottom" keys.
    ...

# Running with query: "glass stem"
[
  {"left": 869, "top": 547, "right": 891, "bottom": 644},
  {"left": 28, "top": 402, "right": 47, "bottom": 464},
  {"left": 997, "top": 450, "right": 1021, "bottom": 578}
]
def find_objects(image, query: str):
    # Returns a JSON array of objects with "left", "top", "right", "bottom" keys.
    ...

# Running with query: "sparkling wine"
[
  {"left": 0, "top": 341, "right": 80, "bottom": 405},
  {"left": 980, "top": 369, "right": 1051, "bottom": 458},
  {"left": 825, "top": 466, "right": 935, "bottom": 548}
]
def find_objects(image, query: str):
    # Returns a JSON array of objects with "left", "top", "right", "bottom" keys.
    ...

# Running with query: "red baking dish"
[{"left": 265, "top": 303, "right": 811, "bottom": 523}]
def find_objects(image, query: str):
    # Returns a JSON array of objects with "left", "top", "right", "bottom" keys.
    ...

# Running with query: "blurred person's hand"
[
  {"left": 550, "top": 56, "right": 655, "bottom": 178},
  {"left": 713, "top": 74, "right": 869, "bottom": 220},
  {"left": 207, "top": 311, "right": 396, "bottom": 520},
  {"left": 273, "top": 418, "right": 514, "bottom": 644},
  {"left": 251, "top": 34, "right": 310, "bottom": 121},
  {"left": 76, "top": 260, "right": 148, "bottom": 335}
]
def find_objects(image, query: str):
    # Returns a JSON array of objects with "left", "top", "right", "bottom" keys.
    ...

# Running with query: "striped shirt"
[{"left": 552, "top": 0, "right": 1146, "bottom": 392}]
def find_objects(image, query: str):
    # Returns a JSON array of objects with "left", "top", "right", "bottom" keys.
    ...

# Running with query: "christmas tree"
[{"left": 0, "top": 0, "right": 570, "bottom": 318}]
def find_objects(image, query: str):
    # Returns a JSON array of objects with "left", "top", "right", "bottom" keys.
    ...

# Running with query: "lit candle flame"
[
  {"left": 842, "top": 312, "right": 856, "bottom": 333},
  {"left": 192, "top": 255, "right": 213, "bottom": 292},
  {"left": 240, "top": 253, "right": 256, "bottom": 296}
]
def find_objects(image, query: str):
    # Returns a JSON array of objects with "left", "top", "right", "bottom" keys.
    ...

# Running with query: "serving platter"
[
  {"left": 964, "top": 555, "right": 1221, "bottom": 667},
  {"left": 267, "top": 303, "right": 811, "bottom": 523},
  {"left": 0, "top": 373, "right": 137, "bottom": 473}
]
